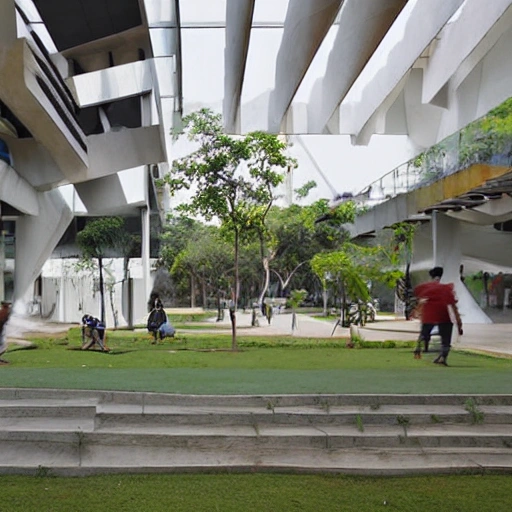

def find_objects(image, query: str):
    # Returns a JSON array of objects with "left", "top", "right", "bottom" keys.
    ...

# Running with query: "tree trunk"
[
  {"left": 231, "top": 229, "right": 239, "bottom": 350},
  {"left": 98, "top": 256, "right": 105, "bottom": 324},
  {"left": 190, "top": 274, "right": 196, "bottom": 308},
  {"left": 216, "top": 291, "right": 223, "bottom": 322},
  {"left": 322, "top": 288, "right": 328, "bottom": 316},
  {"left": 202, "top": 279, "right": 207, "bottom": 309},
  {"left": 257, "top": 256, "right": 271, "bottom": 307}
]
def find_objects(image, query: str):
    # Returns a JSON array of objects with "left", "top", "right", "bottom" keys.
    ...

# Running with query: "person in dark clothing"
[
  {"left": 147, "top": 301, "right": 168, "bottom": 344},
  {"left": 81, "top": 315, "right": 108, "bottom": 351},
  {"left": 414, "top": 267, "right": 463, "bottom": 366},
  {"left": 0, "top": 301, "right": 12, "bottom": 364}
]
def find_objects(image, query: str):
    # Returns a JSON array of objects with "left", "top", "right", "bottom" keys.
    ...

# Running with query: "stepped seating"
[{"left": 0, "top": 389, "right": 512, "bottom": 476}]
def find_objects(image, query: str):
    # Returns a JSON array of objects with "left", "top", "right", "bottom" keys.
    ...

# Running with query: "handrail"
[{"left": 353, "top": 100, "right": 512, "bottom": 211}]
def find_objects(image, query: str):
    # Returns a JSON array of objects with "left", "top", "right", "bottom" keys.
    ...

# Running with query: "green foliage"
[
  {"left": 76, "top": 217, "right": 138, "bottom": 323},
  {"left": 464, "top": 397, "right": 485, "bottom": 424},
  {"left": 163, "top": 109, "right": 296, "bottom": 347},
  {"left": 288, "top": 289, "right": 307, "bottom": 310},
  {"left": 310, "top": 244, "right": 377, "bottom": 304},
  {"left": 294, "top": 180, "right": 317, "bottom": 199},
  {"left": 76, "top": 217, "right": 133, "bottom": 259}
]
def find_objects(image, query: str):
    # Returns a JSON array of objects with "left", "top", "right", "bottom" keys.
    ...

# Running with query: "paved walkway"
[
  {"left": 4, "top": 310, "right": 512, "bottom": 357},
  {"left": 206, "top": 311, "right": 512, "bottom": 357}
]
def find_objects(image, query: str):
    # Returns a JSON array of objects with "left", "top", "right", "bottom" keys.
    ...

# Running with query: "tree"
[
  {"left": 310, "top": 244, "right": 377, "bottom": 327},
  {"left": 267, "top": 200, "right": 356, "bottom": 299},
  {"left": 170, "top": 226, "right": 233, "bottom": 319},
  {"left": 288, "top": 289, "right": 307, "bottom": 332},
  {"left": 76, "top": 217, "right": 135, "bottom": 324},
  {"left": 162, "top": 109, "right": 295, "bottom": 349}
]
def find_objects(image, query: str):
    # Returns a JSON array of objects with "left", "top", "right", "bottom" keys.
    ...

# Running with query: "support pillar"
[
  {"left": 434, "top": 213, "right": 491, "bottom": 324},
  {"left": 0, "top": 204, "right": 4, "bottom": 301},
  {"left": 141, "top": 206, "right": 151, "bottom": 304},
  {"left": 432, "top": 210, "right": 438, "bottom": 266}
]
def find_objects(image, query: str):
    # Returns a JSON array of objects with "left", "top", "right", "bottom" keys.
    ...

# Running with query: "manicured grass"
[
  {"left": 1, "top": 330, "right": 511, "bottom": 394},
  {"left": 2, "top": 473, "right": 512, "bottom": 511}
]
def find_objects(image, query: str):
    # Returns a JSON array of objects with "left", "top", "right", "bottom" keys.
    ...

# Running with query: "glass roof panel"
[
  {"left": 242, "top": 27, "right": 283, "bottom": 104},
  {"left": 252, "top": 0, "right": 291, "bottom": 26},
  {"left": 179, "top": 0, "right": 226, "bottom": 26},
  {"left": 181, "top": 27, "right": 225, "bottom": 112}
]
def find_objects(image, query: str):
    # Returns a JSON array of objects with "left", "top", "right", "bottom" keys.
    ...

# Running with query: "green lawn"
[
  {"left": 2, "top": 473, "right": 512, "bottom": 512},
  {"left": 1, "top": 329, "right": 511, "bottom": 394}
]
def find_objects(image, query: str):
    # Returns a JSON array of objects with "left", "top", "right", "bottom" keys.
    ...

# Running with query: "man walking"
[
  {"left": 414, "top": 267, "right": 463, "bottom": 366},
  {"left": 0, "top": 301, "right": 12, "bottom": 365}
]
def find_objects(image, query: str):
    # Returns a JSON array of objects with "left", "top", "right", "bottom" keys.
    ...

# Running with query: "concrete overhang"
[
  {"left": 352, "top": 163, "right": 512, "bottom": 237},
  {"left": 0, "top": 39, "right": 88, "bottom": 178},
  {"left": 67, "top": 60, "right": 154, "bottom": 108}
]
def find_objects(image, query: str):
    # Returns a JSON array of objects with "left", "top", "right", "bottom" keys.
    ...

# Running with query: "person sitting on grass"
[
  {"left": 147, "top": 301, "right": 168, "bottom": 344},
  {"left": 0, "top": 301, "right": 12, "bottom": 365}
]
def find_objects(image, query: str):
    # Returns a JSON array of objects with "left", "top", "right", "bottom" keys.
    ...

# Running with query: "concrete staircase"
[{"left": 1, "top": 389, "right": 512, "bottom": 476}]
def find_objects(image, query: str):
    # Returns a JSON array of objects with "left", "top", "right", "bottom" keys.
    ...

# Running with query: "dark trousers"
[{"left": 420, "top": 322, "right": 453, "bottom": 358}]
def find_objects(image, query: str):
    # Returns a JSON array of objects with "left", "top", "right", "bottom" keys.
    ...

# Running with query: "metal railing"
[{"left": 353, "top": 109, "right": 512, "bottom": 211}]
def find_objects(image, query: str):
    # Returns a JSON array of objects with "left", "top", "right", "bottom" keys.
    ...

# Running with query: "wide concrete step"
[
  {"left": 92, "top": 403, "right": 512, "bottom": 428},
  {"left": 1, "top": 390, "right": 512, "bottom": 475},
  {"left": 1, "top": 446, "right": 511, "bottom": 476},
  {"left": 2, "top": 388, "right": 512, "bottom": 406},
  {"left": 1, "top": 424, "right": 512, "bottom": 447}
]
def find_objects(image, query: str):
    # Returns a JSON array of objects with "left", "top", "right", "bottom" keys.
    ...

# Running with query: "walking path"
[{"left": 208, "top": 311, "right": 512, "bottom": 357}]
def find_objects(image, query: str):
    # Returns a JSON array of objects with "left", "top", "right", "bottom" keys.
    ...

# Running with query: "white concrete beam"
[
  {"left": 308, "top": 0, "right": 408, "bottom": 134},
  {"left": 85, "top": 126, "right": 164, "bottom": 184},
  {"left": 223, "top": 0, "right": 255, "bottom": 133},
  {"left": 340, "top": 0, "right": 465, "bottom": 142},
  {"left": 75, "top": 174, "right": 138, "bottom": 215},
  {"left": 67, "top": 60, "right": 154, "bottom": 108},
  {"left": 423, "top": 0, "right": 512, "bottom": 105},
  {"left": 0, "top": 160, "right": 39, "bottom": 215},
  {"left": 268, "top": 0, "right": 342, "bottom": 134},
  {"left": 74, "top": 166, "right": 147, "bottom": 215}
]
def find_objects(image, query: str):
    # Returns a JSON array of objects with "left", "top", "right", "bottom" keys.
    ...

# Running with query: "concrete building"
[
  {"left": 0, "top": 0, "right": 180, "bottom": 323},
  {"left": 2, "top": 0, "right": 512, "bottom": 324}
]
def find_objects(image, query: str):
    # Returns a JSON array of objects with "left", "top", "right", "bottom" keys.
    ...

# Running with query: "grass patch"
[
  {"left": 2, "top": 473, "right": 512, "bottom": 511},
  {"left": 1, "top": 329, "right": 512, "bottom": 395}
]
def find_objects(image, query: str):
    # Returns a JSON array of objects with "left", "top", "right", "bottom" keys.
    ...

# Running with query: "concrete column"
[
  {"left": 224, "top": 0, "right": 255, "bottom": 133},
  {"left": 141, "top": 205, "right": 151, "bottom": 305},
  {"left": 435, "top": 213, "right": 491, "bottom": 324},
  {"left": 432, "top": 210, "right": 438, "bottom": 266},
  {"left": 0, "top": 203, "right": 4, "bottom": 301},
  {"left": 0, "top": 0, "right": 17, "bottom": 47}
]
